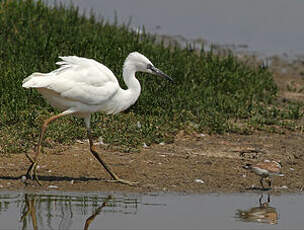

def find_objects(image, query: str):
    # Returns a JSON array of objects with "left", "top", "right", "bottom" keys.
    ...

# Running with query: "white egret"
[{"left": 22, "top": 52, "right": 173, "bottom": 185}]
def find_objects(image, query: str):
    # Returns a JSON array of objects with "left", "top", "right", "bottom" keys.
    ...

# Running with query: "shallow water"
[
  {"left": 44, "top": 0, "right": 304, "bottom": 56},
  {"left": 0, "top": 191, "right": 303, "bottom": 229}
]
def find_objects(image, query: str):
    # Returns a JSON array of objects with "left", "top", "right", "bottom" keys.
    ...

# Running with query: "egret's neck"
[
  {"left": 116, "top": 61, "right": 141, "bottom": 110},
  {"left": 122, "top": 62, "right": 141, "bottom": 96}
]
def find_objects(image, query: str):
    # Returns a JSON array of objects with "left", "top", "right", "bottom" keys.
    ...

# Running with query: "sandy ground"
[{"left": 0, "top": 56, "right": 303, "bottom": 194}]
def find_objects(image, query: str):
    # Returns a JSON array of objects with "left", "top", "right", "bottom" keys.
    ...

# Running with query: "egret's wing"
[{"left": 23, "top": 56, "right": 120, "bottom": 105}]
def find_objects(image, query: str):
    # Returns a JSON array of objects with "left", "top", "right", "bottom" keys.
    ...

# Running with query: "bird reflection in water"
[
  {"left": 20, "top": 194, "right": 113, "bottom": 230},
  {"left": 84, "top": 195, "right": 112, "bottom": 230},
  {"left": 236, "top": 193, "right": 278, "bottom": 225},
  {"left": 20, "top": 194, "right": 38, "bottom": 230}
]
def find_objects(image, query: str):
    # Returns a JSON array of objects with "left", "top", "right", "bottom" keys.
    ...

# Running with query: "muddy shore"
[{"left": 0, "top": 131, "right": 303, "bottom": 194}]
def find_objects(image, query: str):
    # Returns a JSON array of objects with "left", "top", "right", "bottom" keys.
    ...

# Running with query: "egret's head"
[{"left": 125, "top": 52, "right": 173, "bottom": 82}]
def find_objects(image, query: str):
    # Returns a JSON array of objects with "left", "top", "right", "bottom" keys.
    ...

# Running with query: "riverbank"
[{"left": 0, "top": 130, "right": 303, "bottom": 194}]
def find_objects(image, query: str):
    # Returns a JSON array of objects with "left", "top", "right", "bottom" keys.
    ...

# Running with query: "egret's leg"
[
  {"left": 267, "top": 178, "right": 272, "bottom": 189},
  {"left": 260, "top": 177, "right": 265, "bottom": 190},
  {"left": 84, "top": 117, "right": 137, "bottom": 186},
  {"left": 86, "top": 129, "right": 137, "bottom": 186},
  {"left": 25, "top": 110, "right": 75, "bottom": 185},
  {"left": 258, "top": 193, "right": 263, "bottom": 205}
]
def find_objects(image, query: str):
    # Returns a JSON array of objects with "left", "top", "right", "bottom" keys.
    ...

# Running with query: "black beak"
[{"left": 149, "top": 65, "right": 174, "bottom": 82}]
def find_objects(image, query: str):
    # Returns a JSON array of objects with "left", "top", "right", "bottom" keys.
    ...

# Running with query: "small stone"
[
  {"left": 21, "top": 176, "right": 27, "bottom": 182},
  {"left": 48, "top": 185, "right": 58, "bottom": 189},
  {"left": 95, "top": 137, "right": 105, "bottom": 145},
  {"left": 76, "top": 140, "right": 85, "bottom": 144},
  {"left": 194, "top": 179, "right": 205, "bottom": 184},
  {"left": 159, "top": 142, "right": 165, "bottom": 145},
  {"left": 143, "top": 143, "right": 148, "bottom": 148}
]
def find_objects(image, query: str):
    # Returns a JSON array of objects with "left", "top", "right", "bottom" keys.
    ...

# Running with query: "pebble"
[
  {"left": 76, "top": 140, "right": 85, "bottom": 144},
  {"left": 194, "top": 179, "right": 205, "bottom": 184},
  {"left": 21, "top": 176, "right": 27, "bottom": 182},
  {"left": 95, "top": 137, "right": 106, "bottom": 145},
  {"left": 48, "top": 185, "right": 58, "bottom": 189}
]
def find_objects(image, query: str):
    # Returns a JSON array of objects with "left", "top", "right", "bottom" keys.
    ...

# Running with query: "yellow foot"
[
  {"left": 107, "top": 178, "right": 138, "bottom": 186},
  {"left": 25, "top": 162, "right": 41, "bottom": 186}
]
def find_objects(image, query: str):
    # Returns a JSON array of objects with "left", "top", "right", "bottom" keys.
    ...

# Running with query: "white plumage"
[
  {"left": 24, "top": 55, "right": 127, "bottom": 115},
  {"left": 22, "top": 52, "right": 173, "bottom": 185}
]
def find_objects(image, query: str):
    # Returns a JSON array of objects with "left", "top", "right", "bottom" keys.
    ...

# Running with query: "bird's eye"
[{"left": 147, "top": 64, "right": 153, "bottom": 70}]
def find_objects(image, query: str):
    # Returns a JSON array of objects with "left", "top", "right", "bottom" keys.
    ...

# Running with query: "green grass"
[{"left": 0, "top": 0, "right": 303, "bottom": 154}]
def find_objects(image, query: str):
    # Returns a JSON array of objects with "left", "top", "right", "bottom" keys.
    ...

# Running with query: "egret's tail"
[{"left": 22, "top": 73, "right": 52, "bottom": 88}]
